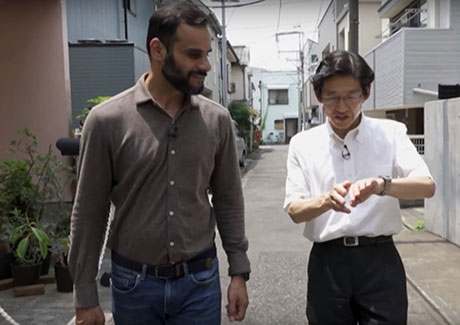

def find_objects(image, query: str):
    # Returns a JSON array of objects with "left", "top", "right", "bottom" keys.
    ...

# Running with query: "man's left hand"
[
  {"left": 226, "top": 275, "right": 249, "bottom": 322},
  {"left": 349, "top": 177, "right": 382, "bottom": 207}
]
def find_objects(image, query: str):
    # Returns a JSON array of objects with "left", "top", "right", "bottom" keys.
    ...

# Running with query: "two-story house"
[{"left": 252, "top": 69, "right": 300, "bottom": 144}]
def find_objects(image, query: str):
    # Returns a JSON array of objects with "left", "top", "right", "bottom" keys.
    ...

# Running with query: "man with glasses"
[{"left": 284, "top": 50, "right": 435, "bottom": 324}]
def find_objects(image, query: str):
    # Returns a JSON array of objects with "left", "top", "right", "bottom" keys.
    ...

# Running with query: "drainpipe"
[
  {"left": 123, "top": 0, "right": 128, "bottom": 40},
  {"left": 413, "top": 88, "right": 438, "bottom": 97}
]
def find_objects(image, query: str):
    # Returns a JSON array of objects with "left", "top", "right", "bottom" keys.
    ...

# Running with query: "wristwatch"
[
  {"left": 378, "top": 176, "right": 392, "bottom": 196},
  {"left": 235, "top": 273, "right": 250, "bottom": 281}
]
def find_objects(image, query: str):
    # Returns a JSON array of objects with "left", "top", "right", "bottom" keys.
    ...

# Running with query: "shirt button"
[
  {"left": 170, "top": 241, "right": 175, "bottom": 247},
  {"left": 170, "top": 150, "right": 176, "bottom": 155},
  {"left": 170, "top": 180, "right": 175, "bottom": 186},
  {"left": 169, "top": 211, "right": 175, "bottom": 216}
]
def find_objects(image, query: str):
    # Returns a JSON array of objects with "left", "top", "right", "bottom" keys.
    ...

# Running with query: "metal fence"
[{"left": 409, "top": 135, "right": 424, "bottom": 155}]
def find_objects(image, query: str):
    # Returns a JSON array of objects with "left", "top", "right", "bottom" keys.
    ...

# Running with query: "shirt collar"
[
  {"left": 326, "top": 112, "right": 366, "bottom": 145},
  {"left": 133, "top": 72, "right": 198, "bottom": 111}
]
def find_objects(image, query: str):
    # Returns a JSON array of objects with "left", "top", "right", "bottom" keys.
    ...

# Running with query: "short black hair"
[
  {"left": 311, "top": 50, "right": 374, "bottom": 99},
  {"left": 146, "top": 2, "right": 208, "bottom": 57}
]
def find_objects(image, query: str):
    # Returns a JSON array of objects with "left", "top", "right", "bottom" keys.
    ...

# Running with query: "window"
[
  {"left": 268, "top": 89, "right": 289, "bottom": 105},
  {"left": 274, "top": 120, "right": 284, "bottom": 130}
]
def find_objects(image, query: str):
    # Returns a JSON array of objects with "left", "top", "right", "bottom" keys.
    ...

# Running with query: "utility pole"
[
  {"left": 275, "top": 31, "right": 305, "bottom": 131},
  {"left": 348, "top": 0, "right": 359, "bottom": 53},
  {"left": 211, "top": 0, "right": 239, "bottom": 108}
]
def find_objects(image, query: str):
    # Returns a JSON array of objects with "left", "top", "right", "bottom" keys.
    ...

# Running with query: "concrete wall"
[
  {"left": 425, "top": 97, "right": 460, "bottom": 246},
  {"left": 0, "top": 0, "right": 72, "bottom": 161}
]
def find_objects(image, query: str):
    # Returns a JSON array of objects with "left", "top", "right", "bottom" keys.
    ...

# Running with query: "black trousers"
[{"left": 306, "top": 241, "right": 408, "bottom": 325}]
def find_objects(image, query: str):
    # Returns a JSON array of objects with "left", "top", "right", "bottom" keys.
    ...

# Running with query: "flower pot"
[
  {"left": 0, "top": 239, "right": 11, "bottom": 254},
  {"left": 54, "top": 263, "right": 73, "bottom": 292},
  {"left": 11, "top": 262, "right": 42, "bottom": 287},
  {"left": 40, "top": 251, "right": 52, "bottom": 276},
  {"left": 0, "top": 252, "right": 14, "bottom": 280}
]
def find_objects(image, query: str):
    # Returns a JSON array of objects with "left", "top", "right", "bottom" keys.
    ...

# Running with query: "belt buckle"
[
  {"left": 154, "top": 265, "right": 172, "bottom": 280},
  {"left": 343, "top": 236, "right": 359, "bottom": 247}
]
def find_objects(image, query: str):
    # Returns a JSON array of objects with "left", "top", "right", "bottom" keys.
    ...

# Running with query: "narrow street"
[
  {"left": 218, "top": 145, "right": 445, "bottom": 324},
  {"left": 0, "top": 145, "right": 451, "bottom": 325}
]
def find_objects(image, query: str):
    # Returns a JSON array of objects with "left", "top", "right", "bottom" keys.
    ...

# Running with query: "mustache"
[{"left": 189, "top": 71, "right": 207, "bottom": 77}]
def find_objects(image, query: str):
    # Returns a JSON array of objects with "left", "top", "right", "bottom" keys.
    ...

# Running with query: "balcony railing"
[{"left": 409, "top": 134, "right": 424, "bottom": 155}]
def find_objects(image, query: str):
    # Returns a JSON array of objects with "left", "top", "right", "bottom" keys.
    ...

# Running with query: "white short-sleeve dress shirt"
[{"left": 284, "top": 115, "right": 432, "bottom": 242}]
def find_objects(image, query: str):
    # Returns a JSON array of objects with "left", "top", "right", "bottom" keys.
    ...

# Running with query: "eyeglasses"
[{"left": 322, "top": 94, "right": 363, "bottom": 107}]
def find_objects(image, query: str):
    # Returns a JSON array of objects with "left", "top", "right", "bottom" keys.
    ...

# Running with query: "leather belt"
[
  {"left": 317, "top": 235, "right": 393, "bottom": 247},
  {"left": 111, "top": 246, "right": 216, "bottom": 280}
]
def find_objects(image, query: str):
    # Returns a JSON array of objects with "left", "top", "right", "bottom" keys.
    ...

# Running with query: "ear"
[
  {"left": 363, "top": 86, "right": 371, "bottom": 101},
  {"left": 149, "top": 38, "right": 166, "bottom": 62}
]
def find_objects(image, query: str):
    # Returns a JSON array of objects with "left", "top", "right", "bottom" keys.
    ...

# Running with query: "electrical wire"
[
  {"left": 208, "top": 0, "right": 267, "bottom": 9},
  {"left": 275, "top": 0, "right": 282, "bottom": 33}
]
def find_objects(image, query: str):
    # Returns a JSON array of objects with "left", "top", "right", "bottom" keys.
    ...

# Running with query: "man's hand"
[
  {"left": 75, "top": 306, "right": 105, "bottom": 325},
  {"left": 326, "top": 181, "right": 352, "bottom": 213},
  {"left": 349, "top": 178, "right": 382, "bottom": 207},
  {"left": 226, "top": 275, "right": 249, "bottom": 322}
]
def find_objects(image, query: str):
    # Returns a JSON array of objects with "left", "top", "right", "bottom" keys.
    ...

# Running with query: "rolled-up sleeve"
[
  {"left": 283, "top": 138, "right": 311, "bottom": 212},
  {"left": 210, "top": 114, "right": 250, "bottom": 276},
  {"left": 68, "top": 109, "right": 113, "bottom": 308}
]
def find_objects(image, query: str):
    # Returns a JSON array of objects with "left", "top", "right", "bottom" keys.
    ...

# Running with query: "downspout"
[{"left": 123, "top": 0, "right": 128, "bottom": 40}]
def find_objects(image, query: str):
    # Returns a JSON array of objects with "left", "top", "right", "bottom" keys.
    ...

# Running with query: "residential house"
[
  {"left": 229, "top": 46, "right": 253, "bottom": 105},
  {"left": 317, "top": 0, "right": 382, "bottom": 58},
  {"left": 252, "top": 69, "right": 300, "bottom": 144},
  {"left": 0, "top": 0, "right": 226, "bottom": 162},
  {"left": 363, "top": 0, "right": 460, "bottom": 139}
]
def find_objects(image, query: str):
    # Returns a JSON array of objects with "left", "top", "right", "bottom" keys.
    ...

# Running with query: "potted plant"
[
  {"left": 0, "top": 214, "right": 13, "bottom": 280},
  {"left": 0, "top": 128, "right": 74, "bottom": 286},
  {"left": 9, "top": 210, "right": 49, "bottom": 286},
  {"left": 50, "top": 212, "right": 73, "bottom": 293}
]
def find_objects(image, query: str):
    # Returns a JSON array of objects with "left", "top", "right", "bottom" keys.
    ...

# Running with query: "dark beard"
[{"left": 161, "top": 51, "right": 207, "bottom": 95}]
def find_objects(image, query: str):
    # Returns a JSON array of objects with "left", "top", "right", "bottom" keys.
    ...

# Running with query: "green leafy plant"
[
  {"left": 0, "top": 128, "right": 74, "bottom": 265},
  {"left": 414, "top": 219, "right": 425, "bottom": 232},
  {"left": 75, "top": 96, "right": 111, "bottom": 123},
  {"left": 9, "top": 209, "right": 49, "bottom": 265},
  {"left": 229, "top": 101, "right": 252, "bottom": 137}
]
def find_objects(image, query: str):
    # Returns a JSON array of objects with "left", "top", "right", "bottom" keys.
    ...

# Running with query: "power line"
[
  {"left": 275, "top": 0, "right": 282, "bottom": 33},
  {"left": 208, "top": 0, "right": 267, "bottom": 9}
]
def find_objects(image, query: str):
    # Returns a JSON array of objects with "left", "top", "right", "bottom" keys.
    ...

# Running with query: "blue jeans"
[{"left": 110, "top": 258, "right": 221, "bottom": 324}]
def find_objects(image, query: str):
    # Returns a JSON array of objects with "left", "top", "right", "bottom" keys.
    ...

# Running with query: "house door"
[{"left": 285, "top": 118, "right": 298, "bottom": 143}]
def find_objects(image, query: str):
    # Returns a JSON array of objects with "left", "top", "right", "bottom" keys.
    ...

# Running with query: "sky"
[{"left": 201, "top": 0, "right": 325, "bottom": 71}]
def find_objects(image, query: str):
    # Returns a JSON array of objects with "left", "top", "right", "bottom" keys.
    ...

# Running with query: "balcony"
[{"left": 363, "top": 26, "right": 460, "bottom": 111}]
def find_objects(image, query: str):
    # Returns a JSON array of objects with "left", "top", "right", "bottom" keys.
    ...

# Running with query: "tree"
[{"left": 228, "top": 100, "right": 251, "bottom": 136}]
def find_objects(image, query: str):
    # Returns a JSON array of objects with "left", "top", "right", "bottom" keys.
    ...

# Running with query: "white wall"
[
  {"left": 254, "top": 71, "right": 299, "bottom": 143},
  {"left": 317, "top": 1, "right": 337, "bottom": 58},
  {"left": 425, "top": 97, "right": 460, "bottom": 246}
]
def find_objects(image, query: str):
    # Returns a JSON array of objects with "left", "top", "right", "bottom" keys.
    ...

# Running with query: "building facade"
[{"left": 252, "top": 70, "right": 300, "bottom": 144}]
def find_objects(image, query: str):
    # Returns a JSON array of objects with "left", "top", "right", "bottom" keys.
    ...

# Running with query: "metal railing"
[{"left": 409, "top": 134, "right": 425, "bottom": 155}]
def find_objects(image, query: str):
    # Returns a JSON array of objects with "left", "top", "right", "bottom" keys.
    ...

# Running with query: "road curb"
[
  {"left": 400, "top": 218, "right": 454, "bottom": 325},
  {"left": 406, "top": 274, "right": 454, "bottom": 325}
]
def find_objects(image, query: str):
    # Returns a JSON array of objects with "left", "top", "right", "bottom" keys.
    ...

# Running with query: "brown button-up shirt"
[{"left": 69, "top": 74, "right": 250, "bottom": 308}]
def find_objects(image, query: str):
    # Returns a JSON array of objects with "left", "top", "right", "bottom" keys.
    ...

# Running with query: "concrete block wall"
[{"left": 425, "top": 98, "right": 460, "bottom": 246}]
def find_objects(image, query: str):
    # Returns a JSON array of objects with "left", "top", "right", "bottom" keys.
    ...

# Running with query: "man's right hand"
[
  {"left": 76, "top": 306, "right": 105, "bottom": 325},
  {"left": 326, "top": 181, "right": 352, "bottom": 213}
]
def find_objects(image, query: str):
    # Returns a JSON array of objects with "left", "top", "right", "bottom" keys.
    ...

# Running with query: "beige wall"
[
  {"left": 0, "top": 0, "right": 71, "bottom": 161},
  {"left": 359, "top": 2, "right": 382, "bottom": 55}
]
